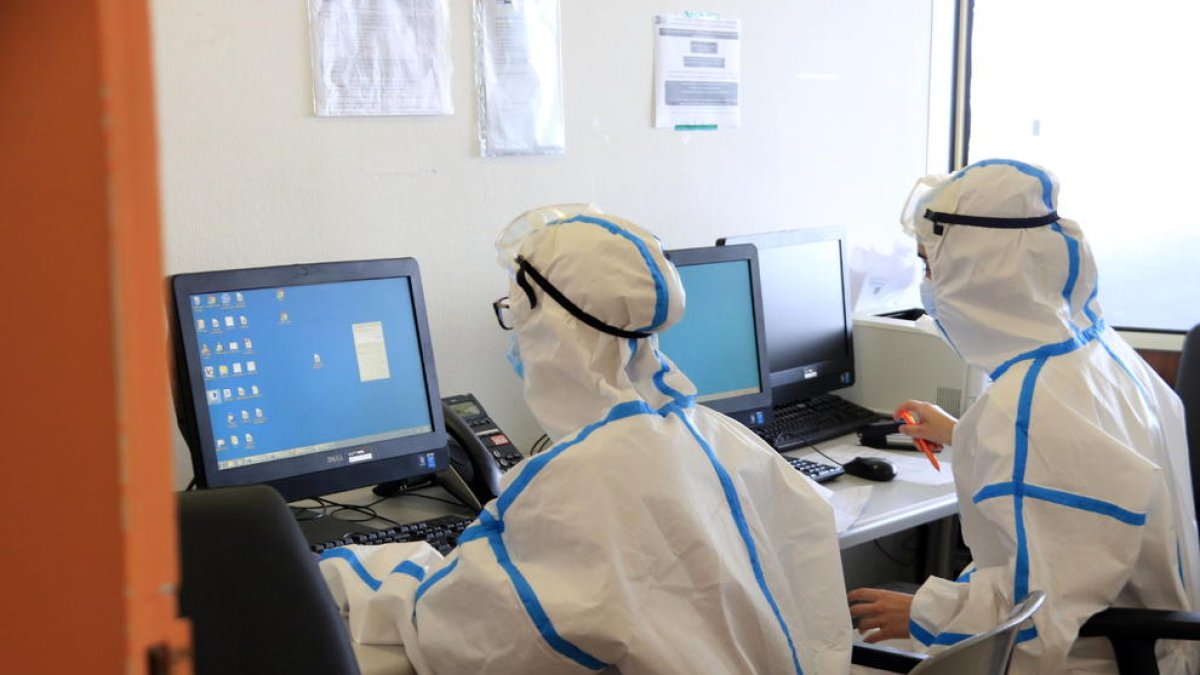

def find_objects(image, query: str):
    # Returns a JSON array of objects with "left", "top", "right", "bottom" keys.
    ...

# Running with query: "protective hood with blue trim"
[
  {"left": 318, "top": 205, "right": 853, "bottom": 675},
  {"left": 901, "top": 160, "right": 1200, "bottom": 674},
  {"left": 495, "top": 204, "right": 695, "bottom": 440}
]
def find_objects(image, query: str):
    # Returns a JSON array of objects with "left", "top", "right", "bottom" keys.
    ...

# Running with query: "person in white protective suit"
[
  {"left": 318, "top": 205, "right": 853, "bottom": 675},
  {"left": 847, "top": 159, "right": 1200, "bottom": 674}
]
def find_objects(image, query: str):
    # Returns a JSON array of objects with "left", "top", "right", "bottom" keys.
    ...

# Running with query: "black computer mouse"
[{"left": 843, "top": 456, "right": 897, "bottom": 482}]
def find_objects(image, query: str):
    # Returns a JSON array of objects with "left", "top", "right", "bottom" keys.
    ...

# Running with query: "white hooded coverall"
[
  {"left": 905, "top": 160, "right": 1200, "bottom": 674},
  {"left": 319, "top": 207, "right": 852, "bottom": 674}
]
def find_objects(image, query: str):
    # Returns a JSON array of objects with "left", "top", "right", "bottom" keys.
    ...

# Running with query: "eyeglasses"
[{"left": 492, "top": 296, "right": 514, "bottom": 330}]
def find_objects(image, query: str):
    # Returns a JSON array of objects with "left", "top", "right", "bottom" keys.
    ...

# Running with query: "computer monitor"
[
  {"left": 169, "top": 258, "right": 447, "bottom": 502},
  {"left": 718, "top": 226, "right": 855, "bottom": 405},
  {"left": 658, "top": 244, "right": 772, "bottom": 426}
]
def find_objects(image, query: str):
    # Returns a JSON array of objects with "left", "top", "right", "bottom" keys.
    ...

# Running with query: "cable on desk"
[
  {"left": 799, "top": 441, "right": 843, "bottom": 467},
  {"left": 530, "top": 434, "right": 551, "bottom": 455}
]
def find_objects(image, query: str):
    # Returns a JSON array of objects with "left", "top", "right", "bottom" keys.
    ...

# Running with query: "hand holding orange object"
[{"left": 899, "top": 410, "right": 940, "bottom": 471}]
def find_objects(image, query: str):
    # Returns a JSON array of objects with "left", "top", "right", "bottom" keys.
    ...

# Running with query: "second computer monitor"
[
  {"left": 657, "top": 244, "right": 772, "bottom": 426},
  {"left": 718, "top": 226, "right": 855, "bottom": 405}
]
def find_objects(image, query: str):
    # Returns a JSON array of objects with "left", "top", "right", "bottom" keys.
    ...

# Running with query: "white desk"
[{"left": 785, "top": 442, "right": 959, "bottom": 550}]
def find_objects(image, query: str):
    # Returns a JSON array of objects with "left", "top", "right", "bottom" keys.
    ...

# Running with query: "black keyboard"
[
  {"left": 787, "top": 456, "right": 845, "bottom": 482},
  {"left": 310, "top": 514, "right": 473, "bottom": 556},
  {"left": 758, "top": 394, "right": 883, "bottom": 451}
]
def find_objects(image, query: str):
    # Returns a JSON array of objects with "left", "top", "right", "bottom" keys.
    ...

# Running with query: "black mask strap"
[
  {"left": 515, "top": 256, "right": 652, "bottom": 340},
  {"left": 924, "top": 209, "right": 1060, "bottom": 235}
]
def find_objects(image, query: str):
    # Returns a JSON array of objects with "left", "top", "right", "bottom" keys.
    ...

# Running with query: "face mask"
[
  {"left": 505, "top": 334, "right": 525, "bottom": 379},
  {"left": 919, "top": 279, "right": 938, "bottom": 321}
]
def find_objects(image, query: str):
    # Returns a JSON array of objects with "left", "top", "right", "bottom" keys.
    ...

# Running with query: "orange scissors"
[{"left": 898, "top": 410, "right": 941, "bottom": 472}]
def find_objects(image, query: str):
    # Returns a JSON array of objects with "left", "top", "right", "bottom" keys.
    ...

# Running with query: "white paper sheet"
[
  {"left": 474, "top": 0, "right": 565, "bottom": 156},
  {"left": 654, "top": 14, "right": 741, "bottom": 129},
  {"left": 811, "top": 481, "right": 874, "bottom": 533},
  {"left": 308, "top": 0, "right": 453, "bottom": 117},
  {"left": 804, "top": 445, "right": 955, "bottom": 487}
]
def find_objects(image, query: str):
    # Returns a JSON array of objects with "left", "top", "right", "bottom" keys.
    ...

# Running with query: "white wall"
[{"left": 152, "top": 0, "right": 936, "bottom": 486}]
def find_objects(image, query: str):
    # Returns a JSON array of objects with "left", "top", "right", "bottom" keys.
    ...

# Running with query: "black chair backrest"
[
  {"left": 177, "top": 485, "right": 360, "bottom": 675},
  {"left": 1179, "top": 323, "right": 1200, "bottom": 523}
]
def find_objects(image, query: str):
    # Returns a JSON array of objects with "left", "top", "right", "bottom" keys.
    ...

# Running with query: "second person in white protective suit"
[
  {"left": 319, "top": 205, "right": 853, "bottom": 674},
  {"left": 848, "top": 160, "right": 1200, "bottom": 674}
]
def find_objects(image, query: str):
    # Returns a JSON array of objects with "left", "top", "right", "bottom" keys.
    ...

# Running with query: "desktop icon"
[
  {"left": 276, "top": 289, "right": 285, "bottom": 301},
  {"left": 206, "top": 389, "right": 221, "bottom": 404},
  {"left": 215, "top": 343, "right": 224, "bottom": 354},
  {"left": 246, "top": 361, "right": 257, "bottom": 373},
  {"left": 204, "top": 366, "right": 214, "bottom": 379},
  {"left": 222, "top": 388, "right": 233, "bottom": 400},
  {"left": 224, "top": 316, "right": 235, "bottom": 328},
  {"left": 230, "top": 435, "right": 239, "bottom": 447},
  {"left": 197, "top": 319, "right": 206, "bottom": 331},
  {"left": 251, "top": 384, "right": 260, "bottom": 396},
  {"left": 244, "top": 433, "right": 253, "bottom": 445},
  {"left": 243, "top": 338, "right": 253, "bottom": 351},
  {"left": 235, "top": 292, "right": 244, "bottom": 304},
  {"left": 211, "top": 318, "right": 220, "bottom": 330},
  {"left": 218, "top": 365, "right": 229, "bottom": 377},
  {"left": 229, "top": 341, "right": 239, "bottom": 352},
  {"left": 313, "top": 353, "right": 322, "bottom": 368},
  {"left": 192, "top": 296, "right": 202, "bottom": 307},
  {"left": 216, "top": 439, "right": 226, "bottom": 449},
  {"left": 237, "top": 386, "right": 246, "bottom": 398},
  {"left": 255, "top": 407, "right": 264, "bottom": 419},
  {"left": 207, "top": 295, "right": 217, "bottom": 306},
  {"left": 279, "top": 311, "right": 289, "bottom": 324},
  {"left": 239, "top": 315, "right": 248, "bottom": 327},
  {"left": 221, "top": 293, "right": 231, "bottom": 305},
  {"left": 232, "top": 362, "right": 243, "bottom": 375},
  {"left": 226, "top": 413, "right": 235, "bottom": 425},
  {"left": 200, "top": 344, "right": 210, "bottom": 357},
  {"left": 241, "top": 410, "right": 250, "bottom": 421}
]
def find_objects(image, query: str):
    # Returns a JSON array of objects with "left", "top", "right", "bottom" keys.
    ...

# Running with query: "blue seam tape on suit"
[
  {"left": 670, "top": 405, "right": 804, "bottom": 675},
  {"left": 549, "top": 214, "right": 669, "bottom": 331}
]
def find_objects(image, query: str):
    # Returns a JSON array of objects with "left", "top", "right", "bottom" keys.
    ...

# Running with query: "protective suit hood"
[
  {"left": 496, "top": 205, "right": 696, "bottom": 440},
  {"left": 902, "top": 160, "right": 1101, "bottom": 376}
]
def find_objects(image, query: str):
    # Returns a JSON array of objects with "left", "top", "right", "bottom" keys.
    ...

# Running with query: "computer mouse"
[{"left": 842, "top": 456, "right": 897, "bottom": 482}]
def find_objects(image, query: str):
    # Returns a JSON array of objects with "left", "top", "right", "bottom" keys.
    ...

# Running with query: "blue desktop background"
[
  {"left": 189, "top": 277, "right": 432, "bottom": 467},
  {"left": 658, "top": 260, "right": 762, "bottom": 401}
]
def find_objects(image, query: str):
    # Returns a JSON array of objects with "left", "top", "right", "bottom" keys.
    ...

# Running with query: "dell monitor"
[
  {"left": 658, "top": 244, "right": 772, "bottom": 427},
  {"left": 718, "top": 226, "right": 856, "bottom": 406},
  {"left": 169, "top": 258, "right": 447, "bottom": 503}
]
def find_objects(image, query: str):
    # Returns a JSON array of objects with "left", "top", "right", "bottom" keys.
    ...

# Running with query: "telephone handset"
[{"left": 440, "top": 393, "right": 524, "bottom": 507}]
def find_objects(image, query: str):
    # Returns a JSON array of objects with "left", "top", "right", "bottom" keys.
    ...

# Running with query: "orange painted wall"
[{"left": 1, "top": 1, "right": 189, "bottom": 672}]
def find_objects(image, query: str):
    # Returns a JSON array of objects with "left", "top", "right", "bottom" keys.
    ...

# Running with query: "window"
[{"left": 965, "top": 0, "right": 1199, "bottom": 331}]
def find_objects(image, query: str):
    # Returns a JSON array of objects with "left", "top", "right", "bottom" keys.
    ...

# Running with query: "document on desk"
[
  {"left": 809, "top": 481, "right": 872, "bottom": 534},
  {"left": 807, "top": 445, "right": 956, "bottom": 487}
]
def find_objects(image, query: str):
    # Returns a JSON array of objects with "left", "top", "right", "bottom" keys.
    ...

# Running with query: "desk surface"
[{"left": 787, "top": 442, "right": 958, "bottom": 550}]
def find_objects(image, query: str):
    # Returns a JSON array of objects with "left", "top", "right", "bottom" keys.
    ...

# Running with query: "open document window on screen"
[
  {"left": 169, "top": 258, "right": 447, "bottom": 502},
  {"left": 658, "top": 244, "right": 772, "bottom": 427}
]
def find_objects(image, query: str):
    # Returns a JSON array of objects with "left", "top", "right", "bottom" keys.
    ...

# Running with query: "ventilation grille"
[{"left": 936, "top": 386, "right": 963, "bottom": 417}]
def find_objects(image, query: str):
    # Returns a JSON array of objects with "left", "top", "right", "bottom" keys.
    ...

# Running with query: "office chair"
[
  {"left": 177, "top": 485, "right": 361, "bottom": 675},
  {"left": 1078, "top": 322, "right": 1200, "bottom": 674},
  {"left": 851, "top": 590, "right": 1045, "bottom": 674}
]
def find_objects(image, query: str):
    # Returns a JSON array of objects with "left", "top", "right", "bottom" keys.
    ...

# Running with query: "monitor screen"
[
  {"left": 718, "top": 226, "right": 855, "bottom": 405},
  {"left": 658, "top": 244, "right": 771, "bottom": 425},
  {"left": 170, "top": 258, "right": 447, "bottom": 501}
]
